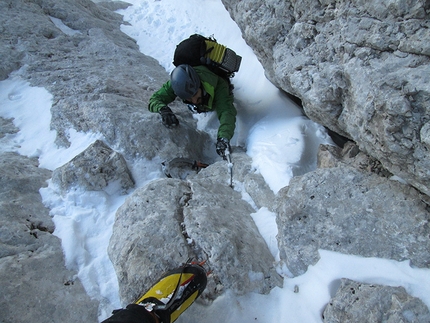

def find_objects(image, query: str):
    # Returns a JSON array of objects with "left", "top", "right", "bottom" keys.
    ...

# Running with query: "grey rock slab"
[
  {"left": 0, "top": 152, "right": 98, "bottom": 323},
  {"left": 276, "top": 166, "right": 430, "bottom": 276},
  {"left": 0, "top": 152, "right": 54, "bottom": 258},
  {"left": 1, "top": 0, "right": 215, "bottom": 162},
  {"left": 0, "top": 244, "right": 99, "bottom": 323},
  {"left": 109, "top": 174, "right": 283, "bottom": 304},
  {"left": 221, "top": 0, "right": 430, "bottom": 197},
  {"left": 323, "top": 279, "right": 430, "bottom": 323},
  {"left": 184, "top": 175, "right": 283, "bottom": 296},
  {"left": 190, "top": 149, "right": 276, "bottom": 211},
  {"left": 52, "top": 139, "right": 135, "bottom": 194}
]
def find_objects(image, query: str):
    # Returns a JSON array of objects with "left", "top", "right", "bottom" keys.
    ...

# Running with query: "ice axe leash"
[{"left": 225, "top": 147, "right": 233, "bottom": 188}]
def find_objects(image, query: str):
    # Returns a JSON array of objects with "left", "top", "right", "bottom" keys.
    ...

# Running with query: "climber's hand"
[
  {"left": 216, "top": 137, "right": 230, "bottom": 160},
  {"left": 159, "top": 106, "right": 179, "bottom": 128}
]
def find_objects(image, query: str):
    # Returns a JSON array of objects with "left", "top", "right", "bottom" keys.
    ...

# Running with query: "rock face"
[
  {"left": 276, "top": 165, "right": 430, "bottom": 277},
  {"left": 317, "top": 142, "right": 393, "bottom": 178},
  {"left": 323, "top": 279, "right": 430, "bottom": 322},
  {"left": 2, "top": 0, "right": 213, "bottom": 162},
  {"left": 221, "top": 0, "right": 430, "bottom": 197},
  {"left": 0, "top": 150, "right": 98, "bottom": 323},
  {"left": 52, "top": 139, "right": 135, "bottom": 194},
  {"left": 108, "top": 151, "right": 283, "bottom": 304},
  {"left": 2, "top": 0, "right": 430, "bottom": 322}
]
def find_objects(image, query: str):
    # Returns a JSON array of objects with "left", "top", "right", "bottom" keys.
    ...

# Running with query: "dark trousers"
[{"left": 101, "top": 304, "right": 158, "bottom": 323}]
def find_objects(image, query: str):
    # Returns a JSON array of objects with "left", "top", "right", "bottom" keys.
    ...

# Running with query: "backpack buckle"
[{"left": 187, "top": 104, "right": 199, "bottom": 114}]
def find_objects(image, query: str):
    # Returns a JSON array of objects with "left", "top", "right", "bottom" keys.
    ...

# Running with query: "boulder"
[
  {"left": 108, "top": 157, "right": 283, "bottom": 304},
  {"left": 276, "top": 165, "right": 430, "bottom": 276},
  {"left": 323, "top": 279, "right": 430, "bottom": 322},
  {"left": 0, "top": 117, "right": 19, "bottom": 138},
  {"left": 52, "top": 140, "right": 135, "bottom": 194},
  {"left": 192, "top": 148, "right": 276, "bottom": 211}
]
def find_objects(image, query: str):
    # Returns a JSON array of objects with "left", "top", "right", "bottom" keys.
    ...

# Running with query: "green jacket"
[{"left": 148, "top": 65, "right": 237, "bottom": 140}]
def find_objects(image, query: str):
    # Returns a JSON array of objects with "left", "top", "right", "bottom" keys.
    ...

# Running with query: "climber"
[{"left": 148, "top": 64, "right": 236, "bottom": 160}]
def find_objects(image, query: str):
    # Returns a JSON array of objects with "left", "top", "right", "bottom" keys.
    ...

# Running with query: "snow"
[
  {"left": 49, "top": 16, "right": 82, "bottom": 36},
  {"left": 0, "top": 0, "right": 429, "bottom": 322}
]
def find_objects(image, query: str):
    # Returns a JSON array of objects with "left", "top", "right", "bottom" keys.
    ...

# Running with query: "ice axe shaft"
[{"left": 225, "top": 148, "right": 233, "bottom": 188}]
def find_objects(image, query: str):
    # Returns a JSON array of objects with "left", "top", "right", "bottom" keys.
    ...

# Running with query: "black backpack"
[{"left": 173, "top": 34, "right": 242, "bottom": 79}]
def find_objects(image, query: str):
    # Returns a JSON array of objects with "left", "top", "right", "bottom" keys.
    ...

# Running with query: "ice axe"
[{"left": 225, "top": 147, "right": 233, "bottom": 188}]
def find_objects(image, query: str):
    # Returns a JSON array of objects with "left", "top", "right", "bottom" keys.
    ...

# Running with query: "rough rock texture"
[
  {"left": 221, "top": 0, "right": 430, "bottom": 197},
  {"left": 0, "top": 0, "right": 180, "bottom": 320},
  {"left": 52, "top": 139, "right": 135, "bottom": 194},
  {"left": 2, "top": 0, "right": 430, "bottom": 321},
  {"left": 1, "top": 0, "right": 214, "bottom": 162},
  {"left": 108, "top": 150, "right": 283, "bottom": 304},
  {"left": 317, "top": 142, "right": 393, "bottom": 179},
  {"left": 0, "top": 151, "right": 98, "bottom": 323},
  {"left": 323, "top": 279, "right": 430, "bottom": 322},
  {"left": 276, "top": 165, "right": 430, "bottom": 277},
  {"left": 191, "top": 148, "right": 277, "bottom": 211},
  {"left": 0, "top": 0, "right": 215, "bottom": 320},
  {"left": 0, "top": 117, "right": 19, "bottom": 138}
]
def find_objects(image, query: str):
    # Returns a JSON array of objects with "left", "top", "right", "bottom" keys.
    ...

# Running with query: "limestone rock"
[
  {"left": 317, "top": 142, "right": 392, "bottom": 178},
  {"left": 0, "top": 244, "right": 99, "bottom": 323},
  {"left": 0, "top": 0, "right": 221, "bottom": 318},
  {"left": 96, "top": 1, "right": 131, "bottom": 12},
  {"left": 323, "top": 279, "right": 430, "bottom": 323},
  {"left": 52, "top": 140, "right": 135, "bottom": 194},
  {"left": 108, "top": 178, "right": 193, "bottom": 303},
  {"left": 276, "top": 166, "right": 430, "bottom": 276},
  {"left": 0, "top": 117, "right": 19, "bottom": 139},
  {"left": 184, "top": 174, "right": 283, "bottom": 296},
  {"left": 0, "top": 152, "right": 98, "bottom": 323},
  {"left": 109, "top": 162, "right": 283, "bottom": 304},
  {"left": 3, "top": 0, "right": 430, "bottom": 321},
  {"left": 0, "top": 152, "right": 55, "bottom": 258},
  {"left": 190, "top": 148, "right": 276, "bottom": 211},
  {"left": 420, "top": 121, "right": 430, "bottom": 148},
  {"left": 222, "top": 0, "right": 430, "bottom": 197},
  {"left": 1, "top": 0, "right": 215, "bottom": 162}
]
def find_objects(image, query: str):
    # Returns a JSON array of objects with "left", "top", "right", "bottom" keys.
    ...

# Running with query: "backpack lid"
[
  {"left": 173, "top": 34, "right": 241, "bottom": 78},
  {"left": 173, "top": 34, "right": 207, "bottom": 67}
]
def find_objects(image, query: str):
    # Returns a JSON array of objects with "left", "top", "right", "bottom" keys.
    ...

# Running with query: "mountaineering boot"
[{"left": 134, "top": 262, "right": 208, "bottom": 323}]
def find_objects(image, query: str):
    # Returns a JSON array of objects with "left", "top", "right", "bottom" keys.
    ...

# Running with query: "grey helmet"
[{"left": 170, "top": 64, "right": 201, "bottom": 100}]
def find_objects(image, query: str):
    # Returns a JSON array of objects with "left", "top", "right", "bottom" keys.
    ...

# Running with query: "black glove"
[
  {"left": 159, "top": 106, "right": 179, "bottom": 128},
  {"left": 216, "top": 137, "right": 231, "bottom": 159}
]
